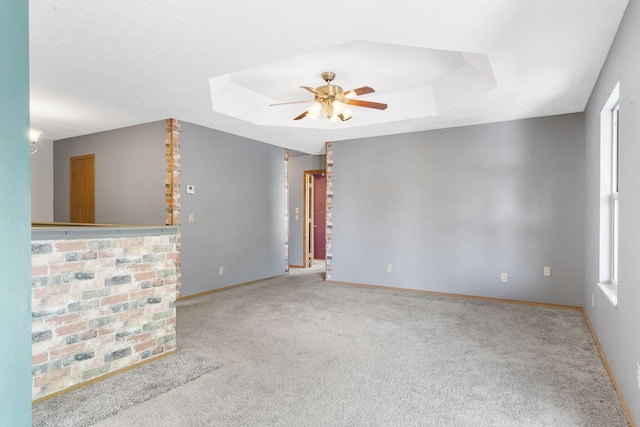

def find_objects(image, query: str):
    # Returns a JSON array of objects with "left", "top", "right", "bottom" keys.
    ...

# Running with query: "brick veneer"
[
  {"left": 165, "top": 118, "right": 181, "bottom": 227},
  {"left": 31, "top": 233, "right": 178, "bottom": 401},
  {"left": 325, "top": 142, "right": 333, "bottom": 280},
  {"left": 165, "top": 118, "right": 182, "bottom": 294},
  {"left": 284, "top": 149, "right": 290, "bottom": 273}
]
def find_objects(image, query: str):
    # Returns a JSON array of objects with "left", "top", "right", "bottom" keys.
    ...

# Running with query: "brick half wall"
[{"left": 31, "top": 230, "right": 178, "bottom": 400}]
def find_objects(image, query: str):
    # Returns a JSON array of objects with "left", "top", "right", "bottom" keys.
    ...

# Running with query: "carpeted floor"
[
  {"left": 288, "top": 259, "right": 326, "bottom": 275},
  {"left": 32, "top": 352, "right": 220, "bottom": 427},
  {"left": 37, "top": 267, "right": 631, "bottom": 426}
]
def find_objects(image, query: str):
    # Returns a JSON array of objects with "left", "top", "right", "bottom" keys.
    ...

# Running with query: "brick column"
[
  {"left": 284, "top": 149, "right": 290, "bottom": 273},
  {"left": 325, "top": 142, "right": 333, "bottom": 280},
  {"left": 165, "top": 119, "right": 181, "bottom": 293},
  {"left": 165, "top": 118, "right": 181, "bottom": 226}
]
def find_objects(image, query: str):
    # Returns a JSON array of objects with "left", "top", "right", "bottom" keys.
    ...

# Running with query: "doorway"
[
  {"left": 313, "top": 173, "right": 326, "bottom": 260},
  {"left": 70, "top": 154, "right": 95, "bottom": 223},
  {"left": 303, "top": 169, "right": 326, "bottom": 268}
]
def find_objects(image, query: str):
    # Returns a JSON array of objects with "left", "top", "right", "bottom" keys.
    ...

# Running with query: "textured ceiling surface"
[{"left": 29, "top": 0, "right": 629, "bottom": 153}]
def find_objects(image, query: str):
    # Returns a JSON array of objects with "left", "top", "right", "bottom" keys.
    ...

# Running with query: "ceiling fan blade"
[
  {"left": 346, "top": 99, "right": 388, "bottom": 110},
  {"left": 269, "top": 100, "right": 312, "bottom": 107},
  {"left": 293, "top": 111, "right": 308, "bottom": 120},
  {"left": 343, "top": 86, "right": 375, "bottom": 98},
  {"left": 301, "top": 86, "right": 324, "bottom": 96}
]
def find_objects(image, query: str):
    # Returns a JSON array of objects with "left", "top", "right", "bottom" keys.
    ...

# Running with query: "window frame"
[
  {"left": 597, "top": 82, "right": 620, "bottom": 307},
  {"left": 610, "top": 103, "right": 619, "bottom": 288}
]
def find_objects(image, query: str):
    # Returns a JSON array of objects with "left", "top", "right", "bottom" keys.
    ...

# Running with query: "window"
[
  {"left": 611, "top": 103, "right": 619, "bottom": 286},
  {"left": 598, "top": 82, "right": 619, "bottom": 306}
]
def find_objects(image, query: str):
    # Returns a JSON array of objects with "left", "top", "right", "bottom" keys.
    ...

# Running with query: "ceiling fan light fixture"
[
  {"left": 307, "top": 101, "right": 322, "bottom": 119},
  {"left": 270, "top": 72, "right": 387, "bottom": 122}
]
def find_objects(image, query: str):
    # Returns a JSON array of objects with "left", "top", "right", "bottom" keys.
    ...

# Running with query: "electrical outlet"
[
  {"left": 188, "top": 213, "right": 195, "bottom": 222},
  {"left": 386, "top": 264, "right": 393, "bottom": 273},
  {"left": 543, "top": 266, "right": 551, "bottom": 277},
  {"left": 636, "top": 362, "right": 640, "bottom": 389},
  {"left": 501, "top": 273, "right": 508, "bottom": 282},
  {"left": 218, "top": 267, "right": 223, "bottom": 275}
]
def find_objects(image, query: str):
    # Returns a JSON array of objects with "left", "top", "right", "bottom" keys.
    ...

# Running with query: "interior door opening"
[{"left": 303, "top": 169, "right": 326, "bottom": 268}]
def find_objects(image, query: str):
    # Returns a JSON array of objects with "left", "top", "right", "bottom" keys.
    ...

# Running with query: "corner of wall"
[{"left": 164, "top": 119, "right": 182, "bottom": 296}]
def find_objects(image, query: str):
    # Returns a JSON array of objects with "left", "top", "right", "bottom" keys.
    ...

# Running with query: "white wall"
[
  {"left": 51, "top": 119, "right": 288, "bottom": 298},
  {"left": 329, "top": 114, "right": 585, "bottom": 306},
  {"left": 31, "top": 138, "right": 54, "bottom": 221},
  {"left": 584, "top": 0, "right": 640, "bottom": 421},
  {"left": 53, "top": 121, "right": 166, "bottom": 225},
  {"left": 179, "top": 122, "right": 287, "bottom": 296}
]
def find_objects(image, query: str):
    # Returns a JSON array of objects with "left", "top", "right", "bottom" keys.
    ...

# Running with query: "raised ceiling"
[
  {"left": 210, "top": 41, "right": 497, "bottom": 129},
  {"left": 29, "top": 0, "right": 629, "bottom": 154}
]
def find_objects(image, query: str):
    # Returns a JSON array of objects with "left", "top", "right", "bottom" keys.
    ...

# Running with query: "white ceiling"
[
  {"left": 29, "top": 0, "right": 629, "bottom": 154},
  {"left": 210, "top": 41, "right": 498, "bottom": 129}
]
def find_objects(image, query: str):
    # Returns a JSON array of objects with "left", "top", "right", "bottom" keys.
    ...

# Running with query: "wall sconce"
[{"left": 30, "top": 129, "right": 42, "bottom": 154}]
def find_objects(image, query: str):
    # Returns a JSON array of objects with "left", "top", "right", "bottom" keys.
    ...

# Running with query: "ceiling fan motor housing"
[
  {"left": 316, "top": 84, "right": 343, "bottom": 98},
  {"left": 321, "top": 71, "right": 336, "bottom": 82}
]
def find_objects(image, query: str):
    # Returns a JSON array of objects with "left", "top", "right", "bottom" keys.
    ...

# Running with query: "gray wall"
[
  {"left": 179, "top": 122, "right": 287, "bottom": 296},
  {"left": 0, "top": 1, "right": 32, "bottom": 423},
  {"left": 330, "top": 114, "right": 585, "bottom": 306},
  {"left": 584, "top": 0, "right": 640, "bottom": 420},
  {"left": 53, "top": 121, "right": 166, "bottom": 224},
  {"left": 288, "top": 154, "right": 324, "bottom": 267},
  {"left": 31, "top": 138, "right": 54, "bottom": 221}
]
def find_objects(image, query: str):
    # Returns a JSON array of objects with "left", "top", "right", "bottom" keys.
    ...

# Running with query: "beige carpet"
[
  {"left": 32, "top": 352, "right": 219, "bottom": 427},
  {"left": 37, "top": 269, "right": 631, "bottom": 426}
]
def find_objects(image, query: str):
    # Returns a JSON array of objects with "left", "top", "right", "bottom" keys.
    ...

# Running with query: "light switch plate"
[{"left": 186, "top": 184, "right": 195, "bottom": 194}]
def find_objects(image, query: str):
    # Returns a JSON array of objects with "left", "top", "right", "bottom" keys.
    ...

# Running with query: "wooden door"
[
  {"left": 70, "top": 154, "right": 95, "bottom": 223},
  {"left": 303, "top": 171, "right": 314, "bottom": 268}
]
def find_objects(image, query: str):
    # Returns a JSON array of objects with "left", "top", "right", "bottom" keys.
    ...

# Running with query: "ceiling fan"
[{"left": 269, "top": 71, "right": 387, "bottom": 121}]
